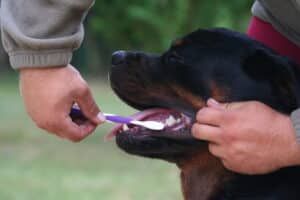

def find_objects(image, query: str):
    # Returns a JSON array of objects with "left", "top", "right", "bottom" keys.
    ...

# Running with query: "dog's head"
[{"left": 108, "top": 28, "right": 300, "bottom": 164}]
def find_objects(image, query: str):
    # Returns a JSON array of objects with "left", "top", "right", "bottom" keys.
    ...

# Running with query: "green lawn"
[{"left": 0, "top": 78, "right": 182, "bottom": 200}]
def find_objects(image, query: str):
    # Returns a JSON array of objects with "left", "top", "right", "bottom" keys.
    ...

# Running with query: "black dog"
[{"left": 108, "top": 28, "right": 300, "bottom": 200}]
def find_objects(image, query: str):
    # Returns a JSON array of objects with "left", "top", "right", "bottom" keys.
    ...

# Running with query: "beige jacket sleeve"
[
  {"left": 252, "top": 0, "right": 300, "bottom": 144},
  {"left": 0, "top": 0, "right": 94, "bottom": 69},
  {"left": 252, "top": 0, "right": 300, "bottom": 47}
]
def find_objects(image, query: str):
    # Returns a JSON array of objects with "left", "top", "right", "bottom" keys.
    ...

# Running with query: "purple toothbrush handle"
[
  {"left": 70, "top": 108, "right": 132, "bottom": 124},
  {"left": 104, "top": 114, "right": 133, "bottom": 124}
]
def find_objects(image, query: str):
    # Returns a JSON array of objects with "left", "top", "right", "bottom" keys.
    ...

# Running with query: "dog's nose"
[{"left": 112, "top": 50, "right": 127, "bottom": 65}]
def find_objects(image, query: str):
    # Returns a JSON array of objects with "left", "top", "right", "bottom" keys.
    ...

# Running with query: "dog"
[{"left": 107, "top": 28, "right": 300, "bottom": 200}]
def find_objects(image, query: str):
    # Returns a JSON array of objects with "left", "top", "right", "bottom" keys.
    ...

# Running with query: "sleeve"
[
  {"left": 0, "top": 0, "right": 94, "bottom": 69},
  {"left": 251, "top": 0, "right": 300, "bottom": 47},
  {"left": 291, "top": 109, "right": 300, "bottom": 144}
]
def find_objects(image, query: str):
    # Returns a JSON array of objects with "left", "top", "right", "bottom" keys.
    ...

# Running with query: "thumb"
[{"left": 75, "top": 87, "right": 105, "bottom": 125}]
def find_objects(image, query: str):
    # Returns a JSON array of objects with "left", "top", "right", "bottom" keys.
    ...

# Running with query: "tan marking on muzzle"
[{"left": 169, "top": 84, "right": 206, "bottom": 109}]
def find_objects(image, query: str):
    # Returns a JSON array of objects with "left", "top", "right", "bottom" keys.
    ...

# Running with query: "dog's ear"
[
  {"left": 242, "top": 49, "right": 295, "bottom": 81},
  {"left": 242, "top": 49, "right": 300, "bottom": 112}
]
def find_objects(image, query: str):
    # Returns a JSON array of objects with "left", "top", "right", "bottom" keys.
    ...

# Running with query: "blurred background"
[{"left": 0, "top": 0, "right": 252, "bottom": 199}]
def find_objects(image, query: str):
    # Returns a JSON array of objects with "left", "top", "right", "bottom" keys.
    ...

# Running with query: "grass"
[{"left": 0, "top": 77, "right": 182, "bottom": 200}]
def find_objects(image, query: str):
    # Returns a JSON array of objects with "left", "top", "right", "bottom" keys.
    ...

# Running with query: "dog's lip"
[{"left": 105, "top": 108, "right": 190, "bottom": 140}]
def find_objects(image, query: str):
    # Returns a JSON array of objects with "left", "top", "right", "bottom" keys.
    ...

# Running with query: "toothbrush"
[{"left": 70, "top": 108, "right": 165, "bottom": 131}]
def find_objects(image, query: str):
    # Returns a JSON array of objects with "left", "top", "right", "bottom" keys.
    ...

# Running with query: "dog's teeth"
[
  {"left": 122, "top": 124, "right": 129, "bottom": 131},
  {"left": 166, "top": 115, "right": 176, "bottom": 127},
  {"left": 165, "top": 118, "right": 171, "bottom": 126}
]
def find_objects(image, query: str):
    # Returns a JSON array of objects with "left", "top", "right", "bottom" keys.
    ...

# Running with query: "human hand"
[
  {"left": 192, "top": 99, "right": 300, "bottom": 175},
  {"left": 19, "top": 64, "right": 105, "bottom": 142}
]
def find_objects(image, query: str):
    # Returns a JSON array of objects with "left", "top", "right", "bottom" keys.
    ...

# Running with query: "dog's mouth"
[
  {"left": 106, "top": 108, "right": 192, "bottom": 140},
  {"left": 108, "top": 50, "right": 204, "bottom": 160}
]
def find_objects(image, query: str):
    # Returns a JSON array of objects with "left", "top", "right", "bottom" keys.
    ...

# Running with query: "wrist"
[
  {"left": 19, "top": 66, "right": 68, "bottom": 79},
  {"left": 280, "top": 115, "right": 300, "bottom": 167},
  {"left": 19, "top": 65, "right": 66, "bottom": 71}
]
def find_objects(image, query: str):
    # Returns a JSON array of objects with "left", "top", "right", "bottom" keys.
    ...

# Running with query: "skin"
[
  {"left": 19, "top": 65, "right": 105, "bottom": 142},
  {"left": 192, "top": 98, "right": 300, "bottom": 175}
]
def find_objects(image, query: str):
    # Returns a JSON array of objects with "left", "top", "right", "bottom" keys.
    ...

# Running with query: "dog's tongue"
[{"left": 105, "top": 108, "right": 175, "bottom": 140}]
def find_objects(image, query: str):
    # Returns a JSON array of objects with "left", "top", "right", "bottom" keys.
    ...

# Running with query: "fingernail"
[
  {"left": 97, "top": 112, "right": 106, "bottom": 122},
  {"left": 208, "top": 98, "right": 220, "bottom": 106}
]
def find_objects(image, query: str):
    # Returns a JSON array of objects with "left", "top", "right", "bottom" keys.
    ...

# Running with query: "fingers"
[
  {"left": 196, "top": 106, "right": 224, "bottom": 126},
  {"left": 193, "top": 98, "right": 227, "bottom": 144},
  {"left": 192, "top": 123, "right": 222, "bottom": 144},
  {"left": 56, "top": 117, "right": 97, "bottom": 142},
  {"left": 196, "top": 98, "right": 242, "bottom": 126},
  {"left": 75, "top": 84, "right": 105, "bottom": 125}
]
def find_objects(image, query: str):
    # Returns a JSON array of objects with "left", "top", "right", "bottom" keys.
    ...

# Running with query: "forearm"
[{"left": 0, "top": 0, "right": 94, "bottom": 69}]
